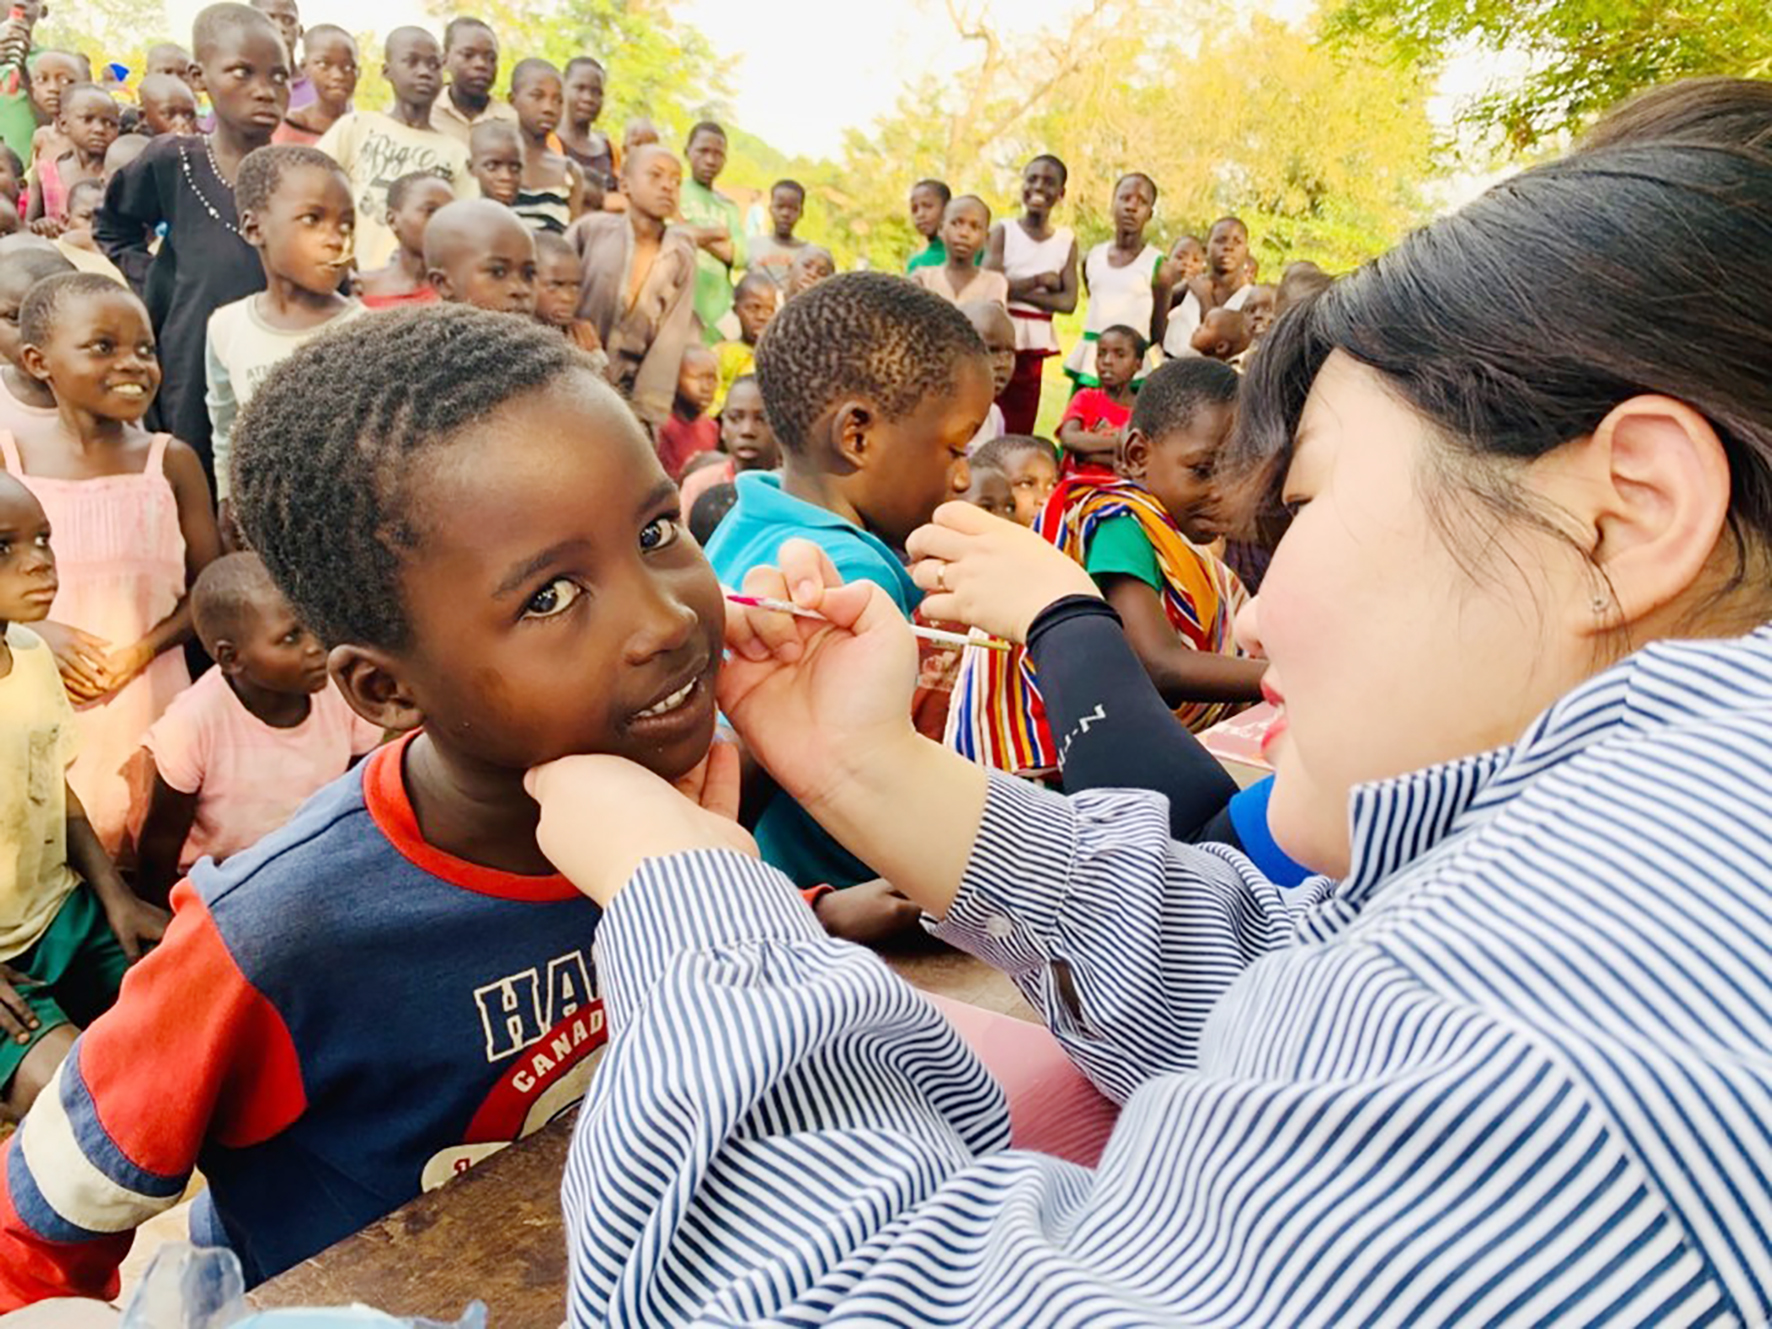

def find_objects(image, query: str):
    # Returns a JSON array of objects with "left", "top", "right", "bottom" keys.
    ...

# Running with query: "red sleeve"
[
  {"left": 1059, "top": 389, "right": 1097, "bottom": 428},
  {"left": 0, "top": 880, "right": 307, "bottom": 1309}
]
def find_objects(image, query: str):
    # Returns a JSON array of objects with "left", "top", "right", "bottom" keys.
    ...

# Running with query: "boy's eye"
[
  {"left": 639, "top": 516, "right": 680, "bottom": 552},
  {"left": 523, "top": 577, "right": 583, "bottom": 620}
]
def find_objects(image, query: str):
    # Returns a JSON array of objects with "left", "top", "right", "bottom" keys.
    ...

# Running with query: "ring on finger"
[{"left": 935, "top": 562, "right": 948, "bottom": 592}]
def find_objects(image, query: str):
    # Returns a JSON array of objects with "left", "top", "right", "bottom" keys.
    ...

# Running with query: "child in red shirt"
[
  {"left": 1057, "top": 322, "right": 1142, "bottom": 476},
  {"left": 655, "top": 343, "right": 719, "bottom": 479}
]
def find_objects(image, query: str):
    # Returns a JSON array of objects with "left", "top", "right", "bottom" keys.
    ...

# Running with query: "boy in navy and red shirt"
[{"left": 0, "top": 305, "right": 727, "bottom": 1303}]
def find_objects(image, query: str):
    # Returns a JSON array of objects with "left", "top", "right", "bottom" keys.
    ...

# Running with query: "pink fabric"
[
  {"left": 0, "top": 431, "right": 189, "bottom": 856},
  {"left": 143, "top": 668, "right": 383, "bottom": 868},
  {"left": 926, "top": 991, "right": 1120, "bottom": 1167},
  {"left": 33, "top": 154, "right": 67, "bottom": 225}
]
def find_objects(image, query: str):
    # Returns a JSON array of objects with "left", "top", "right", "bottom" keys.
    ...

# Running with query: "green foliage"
[{"left": 1325, "top": 0, "right": 1772, "bottom": 148}]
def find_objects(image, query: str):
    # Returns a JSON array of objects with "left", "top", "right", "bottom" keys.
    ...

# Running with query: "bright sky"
[{"left": 165, "top": 0, "right": 1331, "bottom": 161}]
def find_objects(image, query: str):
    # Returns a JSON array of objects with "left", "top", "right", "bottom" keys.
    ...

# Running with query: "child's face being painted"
[
  {"left": 719, "top": 380, "right": 777, "bottom": 471},
  {"left": 842, "top": 354, "right": 993, "bottom": 549},
  {"left": 510, "top": 69, "right": 563, "bottom": 139},
  {"left": 226, "top": 592, "right": 330, "bottom": 694},
  {"left": 0, "top": 477, "right": 57, "bottom": 624},
  {"left": 1002, "top": 446, "right": 1057, "bottom": 527},
  {"left": 1124, "top": 403, "right": 1233, "bottom": 545},
  {"left": 23, "top": 287, "right": 160, "bottom": 422},
  {"left": 388, "top": 175, "right": 453, "bottom": 256},
  {"left": 534, "top": 246, "right": 580, "bottom": 327},
  {"left": 244, "top": 162, "right": 355, "bottom": 293},
  {"left": 941, "top": 201, "right": 988, "bottom": 265},
  {"left": 675, "top": 348, "right": 717, "bottom": 416},
  {"left": 964, "top": 467, "right": 1016, "bottom": 522},
  {"left": 1095, "top": 332, "right": 1139, "bottom": 392},
  {"left": 139, "top": 80, "right": 199, "bottom": 136},
  {"left": 732, "top": 281, "right": 774, "bottom": 344},
  {"left": 59, "top": 88, "right": 120, "bottom": 159},
  {"left": 28, "top": 52, "right": 82, "bottom": 120},
  {"left": 470, "top": 133, "right": 522, "bottom": 205},
  {"left": 368, "top": 373, "right": 725, "bottom": 780},
  {"left": 909, "top": 184, "right": 944, "bottom": 241},
  {"left": 197, "top": 23, "right": 291, "bottom": 138},
  {"left": 564, "top": 62, "right": 603, "bottom": 126}
]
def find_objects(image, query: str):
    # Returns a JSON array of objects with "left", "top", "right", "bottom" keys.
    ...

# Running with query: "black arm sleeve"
[{"left": 1025, "top": 595, "right": 1241, "bottom": 846}]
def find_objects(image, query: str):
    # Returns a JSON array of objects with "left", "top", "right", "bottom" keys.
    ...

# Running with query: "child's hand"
[
  {"left": 36, "top": 621, "right": 114, "bottom": 702},
  {"left": 101, "top": 896, "right": 168, "bottom": 963},
  {"left": 0, "top": 964, "right": 43, "bottom": 1045},
  {"left": 719, "top": 541, "right": 921, "bottom": 811},
  {"left": 525, "top": 749, "right": 757, "bottom": 907},
  {"left": 100, "top": 640, "right": 156, "bottom": 693},
  {"left": 906, "top": 501, "right": 1100, "bottom": 644},
  {"left": 813, "top": 878, "right": 923, "bottom": 944},
  {"left": 28, "top": 217, "right": 62, "bottom": 239},
  {"left": 1038, "top": 271, "right": 1063, "bottom": 292}
]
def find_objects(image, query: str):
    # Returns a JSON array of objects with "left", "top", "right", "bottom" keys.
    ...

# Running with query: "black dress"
[{"left": 95, "top": 134, "right": 265, "bottom": 479}]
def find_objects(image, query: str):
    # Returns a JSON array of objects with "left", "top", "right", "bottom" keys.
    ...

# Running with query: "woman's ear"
[
  {"left": 1546, "top": 394, "right": 1733, "bottom": 636},
  {"left": 329, "top": 644, "right": 425, "bottom": 733}
]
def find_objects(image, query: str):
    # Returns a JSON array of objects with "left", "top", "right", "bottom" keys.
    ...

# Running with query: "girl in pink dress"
[{"left": 1, "top": 274, "right": 219, "bottom": 857}]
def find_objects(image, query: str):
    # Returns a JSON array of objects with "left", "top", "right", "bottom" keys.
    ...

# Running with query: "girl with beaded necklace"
[{"left": 92, "top": 3, "right": 287, "bottom": 486}]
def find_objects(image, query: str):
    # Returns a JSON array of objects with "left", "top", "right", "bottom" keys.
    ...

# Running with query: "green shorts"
[{"left": 0, "top": 885, "right": 128, "bottom": 1091}]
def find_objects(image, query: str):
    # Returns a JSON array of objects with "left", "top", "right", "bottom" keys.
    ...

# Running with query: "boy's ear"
[
  {"left": 185, "top": 63, "right": 207, "bottom": 97},
  {"left": 426, "top": 266, "right": 455, "bottom": 302},
  {"left": 828, "top": 399, "right": 873, "bottom": 471},
  {"left": 18, "top": 343, "right": 48, "bottom": 384},
  {"left": 1121, "top": 428, "right": 1151, "bottom": 479},
  {"left": 329, "top": 644, "right": 425, "bottom": 733},
  {"left": 239, "top": 207, "right": 264, "bottom": 248},
  {"left": 212, "top": 638, "right": 242, "bottom": 675}
]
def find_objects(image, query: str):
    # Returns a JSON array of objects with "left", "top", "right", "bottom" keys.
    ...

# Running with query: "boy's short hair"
[
  {"left": 752, "top": 270, "right": 985, "bottom": 455},
  {"left": 469, "top": 119, "right": 521, "bottom": 154},
  {"left": 771, "top": 178, "right": 804, "bottom": 201},
  {"left": 235, "top": 144, "right": 341, "bottom": 217},
  {"left": 1130, "top": 357, "right": 1239, "bottom": 440},
  {"left": 732, "top": 270, "right": 774, "bottom": 302},
  {"left": 948, "top": 193, "right": 990, "bottom": 224},
  {"left": 687, "top": 482, "right": 737, "bottom": 547},
  {"left": 1116, "top": 170, "right": 1157, "bottom": 204},
  {"left": 231, "top": 305, "right": 583, "bottom": 651},
  {"left": 971, "top": 433, "right": 1057, "bottom": 471},
  {"left": 564, "top": 55, "right": 603, "bottom": 77},
  {"left": 509, "top": 56, "right": 557, "bottom": 88},
  {"left": 58, "top": 82, "right": 115, "bottom": 114},
  {"left": 386, "top": 167, "right": 447, "bottom": 209},
  {"left": 1099, "top": 322, "right": 1149, "bottom": 359},
  {"left": 1028, "top": 153, "right": 1068, "bottom": 186},
  {"left": 534, "top": 229, "right": 577, "bottom": 262},
  {"left": 442, "top": 15, "right": 492, "bottom": 49},
  {"left": 686, "top": 119, "right": 725, "bottom": 146},
  {"left": 20, "top": 271, "right": 121, "bottom": 346},
  {"left": 301, "top": 23, "right": 354, "bottom": 56},
  {"left": 191, "top": 551, "right": 279, "bottom": 654},
  {"left": 193, "top": 3, "right": 277, "bottom": 62},
  {"left": 66, "top": 178, "right": 103, "bottom": 208},
  {"left": 912, "top": 178, "right": 950, "bottom": 205}
]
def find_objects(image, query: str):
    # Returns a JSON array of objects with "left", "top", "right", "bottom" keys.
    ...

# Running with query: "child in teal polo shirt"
[{"left": 706, "top": 272, "right": 993, "bottom": 914}]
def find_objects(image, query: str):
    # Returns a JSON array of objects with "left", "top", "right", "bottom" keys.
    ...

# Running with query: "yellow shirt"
[
  {"left": 429, "top": 93, "right": 518, "bottom": 148},
  {"left": 0, "top": 624, "right": 81, "bottom": 960},
  {"left": 712, "top": 339, "right": 754, "bottom": 413},
  {"left": 316, "top": 111, "right": 475, "bottom": 268}
]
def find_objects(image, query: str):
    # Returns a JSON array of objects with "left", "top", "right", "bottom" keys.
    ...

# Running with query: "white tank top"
[
  {"left": 1001, "top": 221, "right": 1075, "bottom": 353},
  {"left": 1064, "top": 241, "right": 1163, "bottom": 383}
]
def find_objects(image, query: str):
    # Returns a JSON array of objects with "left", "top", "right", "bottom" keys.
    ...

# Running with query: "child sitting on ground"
[
  {"left": 656, "top": 343, "right": 719, "bottom": 479},
  {"left": 135, "top": 552, "right": 383, "bottom": 903},
  {"left": 960, "top": 298, "right": 1013, "bottom": 450},
  {"left": 207, "top": 145, "right": 365, "bottom": 541},
  {"left": 0, "top": 244, "right": 73, "bottom": 437},
  {"left": 4, "top": 274, "right": 220, "bottom": 855},
  {"left": 912, "top": 194, "right": 1008, "bottom": 307},
  {"left": 711, "top": 269, "right": 773, "bottom": 410},
  {"left": 947, "top": 357, "right": 1263, "bottom": 776},
  {"left": 1190, "top": 305, "right": 1251, "bottom": 363},
  {"left": 705, "top": 271, "right": 991, "bottom": 904},
  {"left": 0, "top": 472, "right": 164, "bottom": 1119},
  {"left": 971, "top": 432, "right": 1058, "bottom": 527},
  {"left": 29, "top": 82, "right": 118, "bottom": 229},
  {"left": 51, "top": 180, "right": 126, "bottom": 282},
  {"left": 0, "top": 304, "right": 723, "bottom": 1302},
  {"left": 1057, "top": 322, "right": 1142, "bottom": 476},
  {"left": 356, "top": 169, "right": 452, "bottom": 309},
  {"left": 467, "top": 118, "right": 522, "bottom": 208},
  {"left": 677, "top": 372, "right": 779, "bottom": 517},
  {"left": 134, "top": 73, "right": 199, "bottom": 138},
  {"left": 273, "top": 24, "right": 355, "bottom": 145},
  {"left": 423, "top": 197, "right": 537, "bottom": 315},
  {"left": 507, "top": 58, "right": 585, "bottom": 234}
]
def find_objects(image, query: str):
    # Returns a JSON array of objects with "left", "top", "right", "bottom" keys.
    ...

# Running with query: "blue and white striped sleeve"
[{"left": 933, "top": 771, "right": 1317, "bottom": 1101}]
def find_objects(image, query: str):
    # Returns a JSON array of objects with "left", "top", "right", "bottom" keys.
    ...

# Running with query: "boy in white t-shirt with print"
[{"left": 135, "top": 554, "right": 383, "bottom": 904}]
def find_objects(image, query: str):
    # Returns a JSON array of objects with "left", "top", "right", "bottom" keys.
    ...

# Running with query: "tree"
[{"left": 1324, "top": 0, "right": 1772, "bottom": 149}]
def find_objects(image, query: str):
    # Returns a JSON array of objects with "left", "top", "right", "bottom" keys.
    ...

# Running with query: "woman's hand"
[
  {"left": 906, "top": 501, "right": 1100, "bottom": 644},
  {"left": 526, "top": 743, "right": 755, "bottom": 908},
  {"left": 36, "top": 621, "right": 114, "bottom": 702},
  {"left": 719, "top": 540, "right": 922, "bottom": 812}
]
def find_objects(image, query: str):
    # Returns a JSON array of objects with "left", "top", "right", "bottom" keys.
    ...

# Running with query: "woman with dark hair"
[{"left": 537, "top": 95, "right": 1772, "bottom": 1324}]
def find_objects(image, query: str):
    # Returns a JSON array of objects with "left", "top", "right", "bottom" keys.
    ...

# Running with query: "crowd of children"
[{"left": 0, "top": 0, "right": 1343, "bottom": 1306}]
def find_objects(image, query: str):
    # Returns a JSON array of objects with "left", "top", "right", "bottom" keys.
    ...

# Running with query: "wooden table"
[{"left": 247, "top": 939, "right": 1035, "bottom": 1325}]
